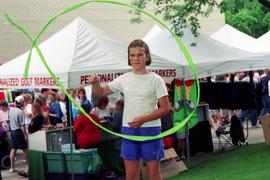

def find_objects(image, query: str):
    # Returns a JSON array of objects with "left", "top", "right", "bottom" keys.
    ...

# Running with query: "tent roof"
[
  {"left": 211, "top": 24, "right": 270, "bottom": 53},
  {"left": 143, "top": 25, "right": 269, "bottom": 79},
  {"left": 0, "top": 17, "right": 179, "bottom": 89},
  {"left": 144, "top": 26, "right": 264, "bottom": 79},
  {"left": 258, "top": 31, "right": 270, "bottom": 46}
]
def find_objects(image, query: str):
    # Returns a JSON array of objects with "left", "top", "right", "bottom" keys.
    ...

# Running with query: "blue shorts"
[
  {"left": 10, "top": 129, "right": 28, "bottom": 149},
  {"left": 121, "top": 127, "right": 164, "bottom": 161}
]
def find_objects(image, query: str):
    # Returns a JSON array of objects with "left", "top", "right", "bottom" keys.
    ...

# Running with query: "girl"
[{"left": 90, "top": 39, "right": 169, "bottom": 180}]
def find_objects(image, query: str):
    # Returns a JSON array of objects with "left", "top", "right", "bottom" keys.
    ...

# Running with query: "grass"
[{"left": 167, "top": 143, "right": 270, "bottom": 180}]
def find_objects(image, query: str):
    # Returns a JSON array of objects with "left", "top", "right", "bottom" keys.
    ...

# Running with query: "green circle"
[{"left": 5, "top": 0, "right": 200, "bottom": 141}]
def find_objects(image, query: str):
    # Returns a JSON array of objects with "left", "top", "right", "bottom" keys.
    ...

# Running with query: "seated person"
[
  {"left": 111, "top": 99, "right": 124, "bottom": 133},
  {"left": 92, "top": 96, "right": 111, "bottom": 121},
  {"left": 74, "top": 104, "right": 101, "bottom": 149},
  {"left": 209, "top": 109, "right": 228, "bottom": 136}
]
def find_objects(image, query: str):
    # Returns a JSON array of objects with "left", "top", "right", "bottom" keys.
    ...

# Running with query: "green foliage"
[
  {"left": 131, "top": 0, "right": 220, "bottom": 38},
  {"left": 130, "top": 0, "right": 270, "bottom": 38},
  {"left": 221, "top": 0, "right": 270, "bottom": 38}
]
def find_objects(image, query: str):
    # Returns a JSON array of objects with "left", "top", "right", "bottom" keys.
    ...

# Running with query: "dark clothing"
[
  {"left": 10, "top": 129, "right": 27, "bottom": 149},
  {"left": 112, "top": 111, "right": 123, "bottom": 133},
  {"left": 260, "top": 75, "right": 270, "bottom": 95},
  {"left": 49, "top": 100, "right": 63, "bottom": 125},
  {"left": 80, "top": 98, "right": 92, "bottom": 109},
  {"left": 230, "top": 115, "right": 245, "bottom": 146},
  {"left": 28, "top": 115, "right": 44, "bottom": 134}
]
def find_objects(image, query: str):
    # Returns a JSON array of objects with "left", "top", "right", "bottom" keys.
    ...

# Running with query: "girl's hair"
[
  {"left": 97, "top": 96, "right": 109, "bottom": 108},
  {"left": 78, "top": 88, "right": 86, "bottom": 98},
  {"left": 128, "top": 39, "right": 152, "bottom": 66},
  {"left": 0, "top": 100, "right": 8, "bottom": 108},
  {"left": 32, "top": 102, "right": 42, "bottom": 116},
  {"left": 115, "top": 99, "right": 124, "bottom": 111}
]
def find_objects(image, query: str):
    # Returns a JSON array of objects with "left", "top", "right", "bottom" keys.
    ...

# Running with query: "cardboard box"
[
  {"left": 261, "top": 115, "right": 270, "bottom": 145},
  {"left": 141, "top": 148, "right": 187, "bottom": 179}
]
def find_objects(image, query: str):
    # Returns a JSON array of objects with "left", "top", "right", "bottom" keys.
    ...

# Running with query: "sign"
[{"left": 0, "top": 77, "right": 58, "bottom": 88}]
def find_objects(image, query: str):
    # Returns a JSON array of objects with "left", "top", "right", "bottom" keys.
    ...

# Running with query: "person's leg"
[
  {"left": 22, "top": 149, "right": 28, "bottom": 163},
  {"left": 145, "top": 160, "right": 162, "bottom": 180},
  {"left": 178, "top": 138, "right": 186, "bottom": 159},
  {"left": 124, "top": 160, "right": 141, "bottom": 180},
  {"left": 249, "top": 109, "right": 258, "bottom": 127},
  {"left": 260, "top": 95, "right": 268, "bottom": 116},
  {"left": 9, "top": 148, "right": 17, "bottom": 171}
]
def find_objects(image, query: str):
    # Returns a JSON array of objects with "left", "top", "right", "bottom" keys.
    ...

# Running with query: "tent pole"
[
  {"left": 182, "top": 74, "right": 191, "bottom": 166},
  {"left": 66, "top": 92, "right": 74, "bottom": 180}
]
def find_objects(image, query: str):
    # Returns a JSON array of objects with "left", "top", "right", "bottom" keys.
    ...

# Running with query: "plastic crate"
[
  {"left": 64, "top": 149, "right": 101, "bottom": 174},
  {"left": 47, "top": 172, "right": 67, "bottom": 180},
  {"left": 45, "top": 152, "right": 66, "bottom": 173},
  {"left": 67, "top": 173, "right": 93, "bottom": 180}
]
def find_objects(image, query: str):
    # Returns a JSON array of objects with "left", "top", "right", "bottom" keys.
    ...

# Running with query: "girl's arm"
[{"left": 90, "top": 76, "right": 113, "bottom": 97}]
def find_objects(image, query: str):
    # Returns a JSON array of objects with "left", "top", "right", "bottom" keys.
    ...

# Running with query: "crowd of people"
[
  {"left": 0, "top": 87, "right": 125, "bottom": 178},
  {"left": 208, "top": 69, "right": 270, "bottom": 131}
]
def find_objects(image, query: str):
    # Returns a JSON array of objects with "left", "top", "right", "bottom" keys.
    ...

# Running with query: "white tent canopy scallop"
[{"left": 0, "top": 17, "right": 180, "bottom": 89}]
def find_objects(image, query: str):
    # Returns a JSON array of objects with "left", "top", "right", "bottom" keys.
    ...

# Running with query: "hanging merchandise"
[{"left": 173, "top": 79, "right": 199, "bottom": 133}]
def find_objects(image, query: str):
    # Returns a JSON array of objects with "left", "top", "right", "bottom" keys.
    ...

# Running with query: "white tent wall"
[
  {"left": 0, "top": 17, "right": 181, "bottom": 89},
  {"left": 144, "top": 25, "right": 270, "bottom": 79},
  {"left": 211, "top": 24, "right": 270, "bottom": 53}
]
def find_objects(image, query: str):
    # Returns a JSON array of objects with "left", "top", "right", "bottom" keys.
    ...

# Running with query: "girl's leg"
[
  {"left": 124, "top": 159, "right": 141, "bottom": 180},
  {"left": 146, "top": 160, "right": 162, "bottom": 180}
]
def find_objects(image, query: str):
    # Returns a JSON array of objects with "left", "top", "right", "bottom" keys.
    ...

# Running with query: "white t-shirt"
[
  {"left": 92, "top": 107, "right": 111, "bottom": 120},
  {"left": 24, "top": 104, "right": 32, "bottom": 126},
  {"left": 108, "top": 72, "right": 168, "bottom": 127},
  {"left": 59, "top": 101, "right": 67, "bottom": 123}
]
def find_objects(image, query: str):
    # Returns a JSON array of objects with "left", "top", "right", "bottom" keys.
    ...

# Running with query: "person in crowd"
[
  {"left": 112, "top": 99, "right": 124, "bottom": 133},
  {"left": 58, "top": 93, "right": 67, "bottom": 126},
  {"left": 69, "top": 89, "right": 79, "bottom": 121},
  {"left": 17, "top": 102, "right": 45, "bottom": 178},
  {"left": 23, "top": 93, "right": 33, "bottom": 133},
  {"left": 70, "top": 89, "right": 80, "bottom": 104},
  {"left": 92, "top": 96, "right": 111, "bottom": 121},
  {"left": 41, "top": 88, "right": 49, "bottom": 103},
  {"left": 240, "top": 71, "right": 260, "bottom": 127},
  {"left": 259, "top": 70, "right": 270, "bottom": 117},
  {"left": 0, "top": 100, "right": 9, "bottom": 136},
  {"left": 28, "top": 102, "right": 45, "bottom": 134},
  {"left": 48, "top": 91, "right": 63, "bottom": 126},
  {"left": 89, "top": 39, "right": 169, "bottom": 180},
  {"left": 73, "top": 104, "right": 101, "bottom": 149},
  {"left": 209, "top": 109, "right": 222, "bottom": 130},
  {"left": 9, "top": 96, "right": 28, "bottom": 173},
  {"left": 34, "top": 94, "right": 49, "bottom": 125},
  {"left": 78, "top": 88, "right": 92, "bottom": 108}
]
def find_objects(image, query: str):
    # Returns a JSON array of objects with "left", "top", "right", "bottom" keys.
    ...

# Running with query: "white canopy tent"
[
  {"left": 144, "top": 25, "right": 270, "bottom": 80},
  {"left": 258, "top": 31, "right": 270, "bottom": 46},
  {"left": 211, "top": 24, "right": 270, "bottom": 53},
  {"left": 0, "top": 17, "right": 180, "bottom": 89}
]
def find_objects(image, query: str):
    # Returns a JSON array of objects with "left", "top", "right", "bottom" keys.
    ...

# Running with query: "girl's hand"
[
  {"left": 89, "top": 76, "right": 99, "bottom": 85},
  {"left": 128, "top": 116, "right": 145, "bottom": 128}
]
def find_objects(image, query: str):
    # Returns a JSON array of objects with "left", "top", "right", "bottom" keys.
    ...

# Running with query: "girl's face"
[
  {"left": 79, "top": 91, "right": 85, "bottom": 99},
  {"left": 129, "top": 47, "right": 148, "bottom": 72},
  {"left": 49, "top": 94, "right": 55, "bottom": 101},
  {"left": 32, "top": 105, "right": 37, "bottom": 115}
]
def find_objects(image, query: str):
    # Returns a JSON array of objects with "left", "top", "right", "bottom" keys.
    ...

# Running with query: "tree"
[
  {"left": 131, "top": 0, "right": 220, "bottom": 38},
  {"left": 220, "top": 0, "right": 270, "bottom": 37},
  {"left": 131, "top": 0, "right": 269, "bottom": 38}
]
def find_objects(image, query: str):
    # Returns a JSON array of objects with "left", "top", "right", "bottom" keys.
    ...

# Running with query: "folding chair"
[{"left": 215, "top": 126, "right": 234, "bottom": 151}]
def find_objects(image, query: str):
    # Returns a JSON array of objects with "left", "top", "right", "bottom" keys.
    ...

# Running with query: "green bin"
[
  {"left": 64, "top": 148, "right": 102, "bottom": 174},
  {"left": 45, "top": 151, "right": 66, "bottom": 173}
]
